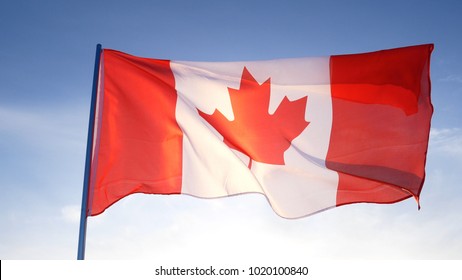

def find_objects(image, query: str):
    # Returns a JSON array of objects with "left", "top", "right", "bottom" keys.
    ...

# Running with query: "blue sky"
[{"left": 0, "top": 0, "right": 461, "bottom": 260}]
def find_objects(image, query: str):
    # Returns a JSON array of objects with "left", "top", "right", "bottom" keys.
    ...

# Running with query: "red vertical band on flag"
[
  {"left": 89, "top": 50, "right": 183, "bottom": 216},
  {"left": 328, "top": 44, "right": 433, "bottom": 206}
]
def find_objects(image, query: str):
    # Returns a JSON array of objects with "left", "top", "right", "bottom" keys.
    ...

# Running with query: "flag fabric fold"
[{"left": 88, "top": 44, "right": 433, "bottom": 218}]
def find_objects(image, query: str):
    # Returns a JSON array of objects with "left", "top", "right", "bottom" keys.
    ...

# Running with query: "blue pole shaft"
[{"left": 77, "top": 44, "right": 102, "bottom": 260}]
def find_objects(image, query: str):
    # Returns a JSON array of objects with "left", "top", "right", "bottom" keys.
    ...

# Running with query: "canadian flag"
[{"left": 88, "top": 44, "right": 433, "bottom": 218}]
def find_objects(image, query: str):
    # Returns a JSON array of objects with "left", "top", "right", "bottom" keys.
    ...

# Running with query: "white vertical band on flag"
[{"left": 171, "top": 57, "right": 339, "bottom": 218}]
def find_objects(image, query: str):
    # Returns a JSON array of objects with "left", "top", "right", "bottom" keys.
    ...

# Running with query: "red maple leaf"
[{"left": 198, "top": 67, "right": 309, "bottom": 168}]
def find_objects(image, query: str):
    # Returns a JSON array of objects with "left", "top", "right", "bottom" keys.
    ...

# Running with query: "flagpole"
[{"left": 77, "top": 44, "right": 102, "bottom": 260}]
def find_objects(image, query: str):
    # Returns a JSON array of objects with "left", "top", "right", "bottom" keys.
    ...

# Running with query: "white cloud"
[
  {"left": 82, "top": 192, "right": 462, "bottom": 260},
  {"left": 429, "top": 127, "right": 462, "bottom": 157},
  {"left": 61, "top": 205, "right": 81, "bottom": 224},
  {"left": 0, "top": 105, "right": 87, "bottom": 152},
  {"left": 439, "top": 74, "right": 462, "bottom": 83}
]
